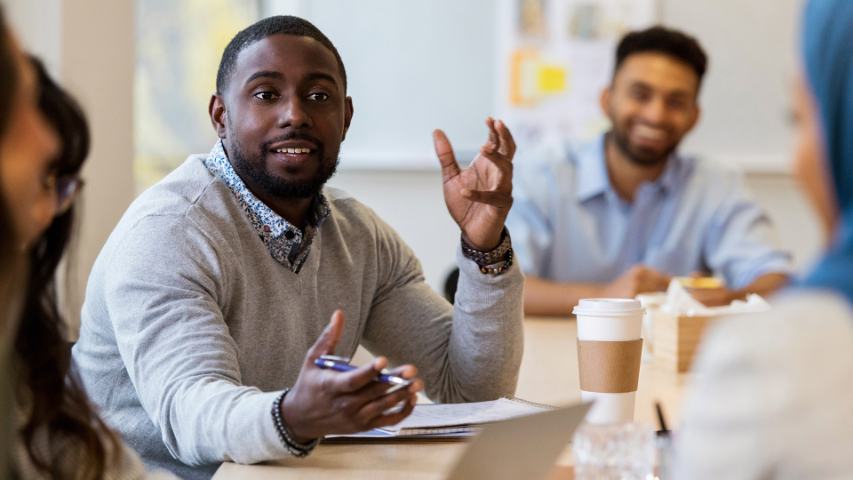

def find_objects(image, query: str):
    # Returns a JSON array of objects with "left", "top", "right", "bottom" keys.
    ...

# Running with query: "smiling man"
[
  {"left": 72, "top": 16, "right": 522, "bottom": 479},
  {"left": 506, "top": 26, "right": 792, "bottom": 316}
]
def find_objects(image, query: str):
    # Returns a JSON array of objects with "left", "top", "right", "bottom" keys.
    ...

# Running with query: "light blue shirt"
[{"left": 506, "top": 134, "right": 792, "bottom": 289}]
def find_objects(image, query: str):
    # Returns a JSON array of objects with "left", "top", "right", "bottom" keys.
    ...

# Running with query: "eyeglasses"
[
  {"left": 57, "top": 176, "right": 84, "bottom": 214},
  {"left": 43, "top": 172, "right": 85, "bottom": 215}
]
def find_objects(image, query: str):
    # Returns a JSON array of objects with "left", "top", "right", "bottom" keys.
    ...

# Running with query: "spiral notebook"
[{"left": 326, "top": 397, "right": 552, "bottom": 440}]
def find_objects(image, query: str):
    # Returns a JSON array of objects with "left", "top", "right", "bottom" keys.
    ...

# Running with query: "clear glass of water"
[{"left": 572, "top": 422, "right": 656, "bottom": 480}]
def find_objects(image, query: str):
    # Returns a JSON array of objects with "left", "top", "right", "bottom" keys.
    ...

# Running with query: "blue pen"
[{"left": 314, "top": 355, "right": 412, "bottom": 389}]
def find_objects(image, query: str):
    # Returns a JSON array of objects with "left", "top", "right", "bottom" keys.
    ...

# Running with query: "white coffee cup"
[{"left": 573, "top": 298, "right": 644, "bottom": 424}]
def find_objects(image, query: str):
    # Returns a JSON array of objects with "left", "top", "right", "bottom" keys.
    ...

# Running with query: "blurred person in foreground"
[
  {"left": 506, "top": 26, "right": 792, "bottom": 316},
  {"left": 673, "top": 1, "right": 853, "bottom": 478},
  {"left": 0, "top": 9, "right": 174, "bottom": 478},
  {"left": 0, "top": 9, "right": 61, "bottom": 477},
  {"left": 0, "top": 8, "right": 34, "bottom": 476}
]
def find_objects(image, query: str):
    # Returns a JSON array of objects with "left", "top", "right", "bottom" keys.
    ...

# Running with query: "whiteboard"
[
  {"left": 268, "top": 0, "right": 800, "bottom": 173},
  {"left": 286, "top": 0, "right": 497, "bottom": 170}
]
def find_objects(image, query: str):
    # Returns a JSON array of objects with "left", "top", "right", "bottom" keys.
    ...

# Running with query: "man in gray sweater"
[{"left": 72, "top": 15, "right": 523, "bottom": 480}]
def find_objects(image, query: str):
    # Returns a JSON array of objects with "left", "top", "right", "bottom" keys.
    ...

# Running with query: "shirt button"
[{"left": 284, "top": 231, "right": 296, "bottom": 240}]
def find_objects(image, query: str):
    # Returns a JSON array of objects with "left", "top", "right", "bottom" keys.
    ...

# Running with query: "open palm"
[{"left": 433, "top": 118, "right": 516, "bottom": 251}]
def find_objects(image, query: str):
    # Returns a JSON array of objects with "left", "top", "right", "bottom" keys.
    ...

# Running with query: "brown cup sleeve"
[{"left": 577, "top": 339, "right": 643, "bottom": 393}]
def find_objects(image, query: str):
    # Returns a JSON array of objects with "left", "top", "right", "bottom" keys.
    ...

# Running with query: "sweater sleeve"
[
  {"left": 700, "top": 172, "right": 793, "bottom": 289},
  {"left": 359, "top": 213, "right": 524, "bottom": 403},
  {"left": 101, "top": 215, "right": 289, "bottom": 466}
]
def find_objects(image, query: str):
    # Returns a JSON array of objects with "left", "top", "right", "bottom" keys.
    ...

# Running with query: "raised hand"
[
  {"left": 282, "top": 310, "right": 423, "bottom": 442},
  {"left": 433, "top": 117, "right": 516, "bottom": 251}
]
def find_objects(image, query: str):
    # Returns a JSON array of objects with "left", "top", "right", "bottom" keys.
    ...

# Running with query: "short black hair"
[
  {"left": 215, "top": 15, "right": 347, "bottom": 95},
  {"left": 614, "top": 25, "right": 708, "bottom": 87}
]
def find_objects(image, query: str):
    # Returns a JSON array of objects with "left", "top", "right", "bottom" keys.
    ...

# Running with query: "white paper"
[
  {"left": 379, "top": 398, "right": 550, "bottom": 433},
  {"left": 661, "top": 280, "right": 771, "bottom": 317}
]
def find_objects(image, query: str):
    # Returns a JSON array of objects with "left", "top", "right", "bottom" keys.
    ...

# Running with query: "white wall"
[
  {"left": 298, "top": 0, "right": 496, "bottom": 168},
  {"left": 61, "top": 1, "right": 135, "bottom": 326},
  {"left": 661, "top": 0, "right": 802, "bottom": 172},
  {"left": 4, "top": 0, "right": 61, "bottom": 72}
]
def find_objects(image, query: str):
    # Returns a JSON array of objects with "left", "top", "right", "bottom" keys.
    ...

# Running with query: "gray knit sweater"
[{"left": 71, "top": 155, "right": 524, "bottom": 479}]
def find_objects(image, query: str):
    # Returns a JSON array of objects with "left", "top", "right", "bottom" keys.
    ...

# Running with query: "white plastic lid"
[{"left": 572, "top": 298, "right": 644, "bottom": 317}]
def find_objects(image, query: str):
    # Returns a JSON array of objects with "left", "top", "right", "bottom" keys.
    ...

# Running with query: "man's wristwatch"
[{"left": 460, "top": 228, "right": 514, "bottom": 275}]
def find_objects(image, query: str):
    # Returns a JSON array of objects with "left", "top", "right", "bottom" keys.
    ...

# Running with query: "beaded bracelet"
[
  {"left": 271, "top": 389, "right": 320, "bottom": 457},
  {"left": 460, "top": 228, "right": 514, "bottom": 275},
  {"left": 477, "top": 247, "right": 514, "bottom": 275}
]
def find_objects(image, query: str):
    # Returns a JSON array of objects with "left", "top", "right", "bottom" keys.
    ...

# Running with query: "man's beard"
[
  {"left": 228, "top": 135, "right": 339, "bottom": 199},
  {"left": 610, "top": 126, "right": 678, "bottom": 167}
]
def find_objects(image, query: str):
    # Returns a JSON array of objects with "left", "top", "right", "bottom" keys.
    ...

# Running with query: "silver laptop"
[{"left": 446, "top": 402, "right": 591, "bottom": 480}]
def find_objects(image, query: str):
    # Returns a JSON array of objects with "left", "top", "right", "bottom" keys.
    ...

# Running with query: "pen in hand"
[{"left": 314, "top": 355, "right": 413, "bottom": 389}]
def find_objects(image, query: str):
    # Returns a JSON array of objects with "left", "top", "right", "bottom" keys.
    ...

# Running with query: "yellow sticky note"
[{"left": 537, "top": 65, "right": 566, "bottom": 94}]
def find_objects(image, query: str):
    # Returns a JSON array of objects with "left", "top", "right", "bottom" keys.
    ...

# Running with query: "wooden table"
[{"left": 213, "top": 317, "right": 689, "bottom": 480}]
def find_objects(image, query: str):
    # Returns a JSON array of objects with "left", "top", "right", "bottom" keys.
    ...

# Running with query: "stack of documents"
[{"left": 327, "top": 398, "right": 551, "bottom": 440}]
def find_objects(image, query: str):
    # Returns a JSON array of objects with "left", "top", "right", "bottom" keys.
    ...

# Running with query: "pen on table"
[
  {"left": 655, "top": 401, "right": 670, "bottom": 437},
  {"left": 314, "top": 355, "right": 411, "bottom": 386}
]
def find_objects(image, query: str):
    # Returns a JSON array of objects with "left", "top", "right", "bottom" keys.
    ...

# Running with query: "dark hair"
[
  {"left": 14, "top": 57, "right": 120, "bottom": 479},
  {"left": 216, "top": 15, "right": 347, "bottom": 95},
  {"left": 614, "top": 25, "right": 708, "bottom": 87}
]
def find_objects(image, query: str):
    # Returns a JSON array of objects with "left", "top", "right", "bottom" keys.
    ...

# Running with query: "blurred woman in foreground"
[
  {"left": 0, "top": 9, "right": 60, "bottom": 477},
  {"left": 0, "top": 9, "right": 174, "bottom": 479},
  {"left": 673, "top": 1, "right": 853, "bottom": 478}
]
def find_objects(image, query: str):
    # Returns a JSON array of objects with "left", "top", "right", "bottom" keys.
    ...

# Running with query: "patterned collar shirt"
[{"left": 202, "top": 140, "right": 330, "bottom": 273}]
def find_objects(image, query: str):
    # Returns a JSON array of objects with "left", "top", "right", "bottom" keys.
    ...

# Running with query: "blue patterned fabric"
[
  {"left": 800, "top": 0, "right": 853, "bottom": 305},
  {"left": 203, "top": 141, "right": 329, "bottom": 273}
]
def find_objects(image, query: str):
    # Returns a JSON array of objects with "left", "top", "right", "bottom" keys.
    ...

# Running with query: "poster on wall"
[{"left": 497, "top": 0, "right": 658, "bottom": 151}]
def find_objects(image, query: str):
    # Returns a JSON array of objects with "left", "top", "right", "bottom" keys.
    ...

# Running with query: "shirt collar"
[
  {"left": 202, "top": 140, "right": 330, "bottom": 271},
  {"left": 575, "top": 133, "right": 683, "bottom": 202}
]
